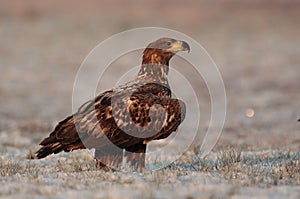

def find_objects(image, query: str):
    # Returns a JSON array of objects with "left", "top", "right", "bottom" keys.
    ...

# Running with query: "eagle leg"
[
  {"left": 124, "top": 142, "right": 147, "bottom": 172},
  {"left": 94, "top": 147, "right": 124, "bottom": 171}
]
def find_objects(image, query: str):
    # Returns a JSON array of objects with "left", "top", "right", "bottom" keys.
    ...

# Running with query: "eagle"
[{"left": 36, "top": 37, "right": 189, "bottom": 171}]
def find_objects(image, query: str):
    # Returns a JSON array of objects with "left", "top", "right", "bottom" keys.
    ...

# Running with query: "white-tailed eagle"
[{"left": 36, "top": 38, "right": 189, "bottom": 171}]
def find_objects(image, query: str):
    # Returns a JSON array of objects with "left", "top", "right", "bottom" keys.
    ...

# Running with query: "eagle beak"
[{"left": 170, "top": 40, "right": 190, "bottom": 53}]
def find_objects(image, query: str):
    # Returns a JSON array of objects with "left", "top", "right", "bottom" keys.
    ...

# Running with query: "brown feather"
[{"left": 36, "top": 38, "right": 188, "bottom": 171}]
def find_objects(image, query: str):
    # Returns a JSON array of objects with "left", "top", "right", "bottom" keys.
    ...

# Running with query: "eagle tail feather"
[
  {"left": 36, "top": 115, "right": 81, "bottom": 159},
  {"left": 36, "top": 142, "right": 65, "bottom": 159}
]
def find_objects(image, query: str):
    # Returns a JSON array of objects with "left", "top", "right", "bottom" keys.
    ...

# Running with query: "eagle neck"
[
  {"left": 137, "top": 51, "right": 173, "bottom": 85},
  {"left": 137, "top": 64, "right": 169, "bottom": 85}
]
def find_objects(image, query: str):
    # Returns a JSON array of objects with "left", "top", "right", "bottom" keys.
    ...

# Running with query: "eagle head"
[
  {"left": 142, "top": 37, "right": 190, "bottom": 65},
  {"left": 146, "top": 37, "right": 190, "bottom": 53}
]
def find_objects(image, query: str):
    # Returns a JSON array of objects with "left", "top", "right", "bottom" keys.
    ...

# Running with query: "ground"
[{"left": 0, "top": 1, "right": 300, "bottom": 198}]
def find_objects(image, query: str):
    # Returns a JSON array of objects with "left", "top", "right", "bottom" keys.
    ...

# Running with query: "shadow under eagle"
[{"left": 36, "top": 37, "right": 189, "bottom": 171}]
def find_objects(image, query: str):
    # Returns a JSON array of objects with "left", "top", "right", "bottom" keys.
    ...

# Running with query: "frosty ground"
[{"left": 1, "top": 131, "right": 299, "bottom": 198}]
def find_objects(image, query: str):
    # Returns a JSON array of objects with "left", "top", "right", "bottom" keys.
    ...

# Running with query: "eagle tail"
[
  {"left": 36, "top": 142, "right": 65, "bottom": 159},
  {"left": 36, "top": 115, "right": 83, "bottom": 159}
]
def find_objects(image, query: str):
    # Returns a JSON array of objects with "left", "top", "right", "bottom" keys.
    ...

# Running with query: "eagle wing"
[
  {"left": 36, "top": 83, "right": 185, "bottom": 159},
  {"left": 127, "top": 93, "right": 185, "bottom": 144}
]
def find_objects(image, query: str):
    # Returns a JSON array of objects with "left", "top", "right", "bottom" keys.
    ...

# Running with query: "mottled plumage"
[{"left": 36, "top": 38, "right": 189, "bottom": 171}]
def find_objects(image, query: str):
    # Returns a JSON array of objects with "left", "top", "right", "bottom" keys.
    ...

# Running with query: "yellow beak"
[{"left": 169, "top": 40, "right": 190, "bottom": 53}]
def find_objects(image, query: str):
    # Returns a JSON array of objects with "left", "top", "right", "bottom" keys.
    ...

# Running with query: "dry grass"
[{"left": 1, "top": 145, "right": 299, "bottom": 198}]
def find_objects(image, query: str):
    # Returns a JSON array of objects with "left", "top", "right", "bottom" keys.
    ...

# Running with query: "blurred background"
[{"left": 0, "top": 0, "right": 299, "bottom": 150}]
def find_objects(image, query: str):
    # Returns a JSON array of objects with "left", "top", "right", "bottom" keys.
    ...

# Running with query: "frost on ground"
[
  {"left": 1, "top": 1, "right": 300, "bottom": 199},
  {"left": 0, "top": 129, "right": 299, "bottom": 199}
]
